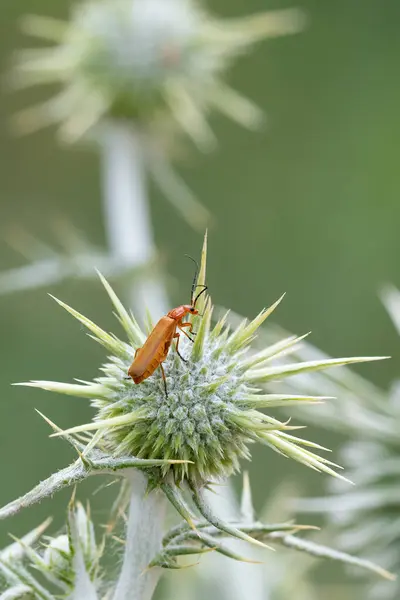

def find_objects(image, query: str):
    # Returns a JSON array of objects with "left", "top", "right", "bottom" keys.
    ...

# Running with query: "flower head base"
[
  {"left": 13, "top": 0, "right": 304, "bottom": 145},
  {"left": 20, "top": 236, "right": 386, "bottom": 487}
]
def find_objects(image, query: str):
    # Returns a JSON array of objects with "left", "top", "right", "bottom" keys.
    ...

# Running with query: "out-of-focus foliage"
[
  {"left": 290, "top": 287, "right": 400, "bottom": 599},
  {"left": 13, "top": 0, "right": 303, "bottom": 146}
]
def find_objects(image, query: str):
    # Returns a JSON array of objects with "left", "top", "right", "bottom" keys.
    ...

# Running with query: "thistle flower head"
[
  {"left": 19, "top": 235, "right": 385, "bottom": 488},
  {"left": 13, "top": 0, "right": 304, "bottom": 145}
]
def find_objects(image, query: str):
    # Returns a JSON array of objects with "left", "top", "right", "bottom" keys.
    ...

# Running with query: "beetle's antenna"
[
  {"left": 198, "top": 294, "right": 211, "bottom": 316},
  {"left": 184, "top": 254, "right": 199, "bottom": 304},
  {"left": 193, "top": 286, "right": 208, "bottom": 307}
]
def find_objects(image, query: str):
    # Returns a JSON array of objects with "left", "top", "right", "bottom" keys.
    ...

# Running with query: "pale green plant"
[
  {"left": 0, "top": 238, "right": 394, "bottom": 599},
  {"left": 3, "top": 3, "right": 392, "bottom": 599}
]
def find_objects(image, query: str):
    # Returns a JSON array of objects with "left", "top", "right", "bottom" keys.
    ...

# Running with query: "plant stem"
[
  {"left": 113, "top": 470, "right": 167, "bottom": 600},
  {"left": 101, "top": 123, "right": 169, "bottom": 321},
  {"left": 101, "top": 123, "right": 169, "bottom": 599}
]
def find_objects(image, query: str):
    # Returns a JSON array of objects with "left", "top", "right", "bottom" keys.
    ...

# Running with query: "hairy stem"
[
  {"left": 112, "top": 470, "right": 167, "bottom": 600},
  {"left": 102, "top": 124, "right": 170, "bottom": 599},
  {"left": 101, "top": 124, "right": 168, "bottom": 320}
]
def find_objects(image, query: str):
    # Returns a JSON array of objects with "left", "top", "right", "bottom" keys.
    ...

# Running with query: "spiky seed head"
[
  {"left": 13, "top": 0, "right": 304, "bottom": 144},
  {"left": 21, "top": 235, "right": 387, "bottom": 487}
]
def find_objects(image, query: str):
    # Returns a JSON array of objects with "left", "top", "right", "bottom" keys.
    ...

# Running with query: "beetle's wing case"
[{"left": 128, "top": 316, "right": 176, "bottom": 381}]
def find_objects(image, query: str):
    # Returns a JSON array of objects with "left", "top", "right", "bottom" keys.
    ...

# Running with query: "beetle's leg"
[
  {"left": 178, "top": 322, "right": 196, "bottom": 342},
  {"left": 159, "top": 363, "right": 168, "bottom": 399},
  {"left": 181, "top": 331, "right": 195, "bottom": 344},
  {"left": 174, "top": 332, "right": 189, "bottom": 363},
  {"left": 180, "top": 322, "right": 194, "bottom": 332}
]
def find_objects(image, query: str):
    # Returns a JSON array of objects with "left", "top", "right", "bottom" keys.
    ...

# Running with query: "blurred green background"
[{"left": 0, "top": 0, "right": 399, "bottom": 595}]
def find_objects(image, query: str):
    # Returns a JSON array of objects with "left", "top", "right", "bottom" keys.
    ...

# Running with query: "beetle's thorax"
[{"left": 167, "top": 304, "right": 195, "bottom": 321}]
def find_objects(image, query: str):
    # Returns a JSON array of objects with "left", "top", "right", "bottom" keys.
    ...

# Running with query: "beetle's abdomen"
[
  {"left": 127, "top": 315, "right": 176, "bottom": 383},
  {"left": 131, "top": 355, "right": 162, "bottom": 384}
]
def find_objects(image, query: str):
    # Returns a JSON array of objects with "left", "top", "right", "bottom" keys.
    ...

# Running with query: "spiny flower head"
[
  {"left": 13, "top": 0, "right": 304, "bottom": 145},
  {"left": 21, "top": 236, "right": 385, "bottom": 487}
]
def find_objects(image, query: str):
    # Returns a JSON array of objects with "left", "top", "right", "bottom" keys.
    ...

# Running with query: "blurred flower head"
[{"left": 13, "top": 0, "right": 305, "bottom": 146}]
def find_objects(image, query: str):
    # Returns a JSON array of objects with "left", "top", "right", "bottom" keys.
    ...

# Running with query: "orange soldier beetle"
[{"left": 127, "top": 257, "right": 208, "bottom": 397}]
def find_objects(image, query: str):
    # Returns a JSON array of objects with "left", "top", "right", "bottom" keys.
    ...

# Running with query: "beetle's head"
[{"left": 185, "top": 304, "right": 199, "bottom": 316}]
